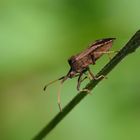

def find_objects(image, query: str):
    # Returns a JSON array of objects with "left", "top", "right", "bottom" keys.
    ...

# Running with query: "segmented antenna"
[
  {"left": 43, "top": 75, "right": 69, "bottom": 112},
  {"left": 43, "top": 76, "right": 65, "bottom": 91}
]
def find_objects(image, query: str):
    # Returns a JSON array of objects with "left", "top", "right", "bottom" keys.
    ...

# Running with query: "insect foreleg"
[
  {"left": 57, "top": 76, "right": 69, "bottom": 112},
  {"left": 77, "top": 73, "right": 83, "bottom": 91}
]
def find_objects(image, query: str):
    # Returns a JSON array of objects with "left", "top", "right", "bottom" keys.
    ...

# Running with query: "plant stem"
[{"left": 33, "top": 30, "right": 140, "bottom": 140}]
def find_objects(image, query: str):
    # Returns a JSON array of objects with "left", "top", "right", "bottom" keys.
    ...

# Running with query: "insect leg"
[
  {"left": 77, "top": 73, "right": 83, "bottom": 91},
  {"left": 107, "top": 53, "right": 112, "bottom": 60},
  {"left": 106, "top": 51, "right": 119, "bottom": 60},
  {"left": 94, "top": 51, "right": 119, "bottom": 60},
  {"left": 58, "top": 74, "right": 80, "bottom": 111},
  {"left": 94, "top": 50, "right": 118, "bottom": 54},
  {"left": 87, "top": 72, "right": 93, "bottom": 80},
  {"left": 87, "top": 67, "right": 106, "bottom": 80},
  {"left": 90, "top": 54, "right": 96, "bottom": 64},
  {"left": 57, "top": 81, "right": 63, "bottom": 112},
  {"left": 77, "top": 74, "right": 88, "bottom": 90},
  {"left": 77, "top": 73, "right": 90, "bottom": 93}
]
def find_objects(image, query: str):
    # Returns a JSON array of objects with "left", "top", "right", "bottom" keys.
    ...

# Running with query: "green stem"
[{"left": 33, "top": 30, "right": 140, "bottom": 140}]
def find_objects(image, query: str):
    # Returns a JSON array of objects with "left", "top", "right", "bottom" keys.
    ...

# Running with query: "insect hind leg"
[{"left": 94, "top": 50, "right": 119, "bottom": 60}]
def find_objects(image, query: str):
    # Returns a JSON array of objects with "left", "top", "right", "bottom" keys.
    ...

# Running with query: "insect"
[{"left": 44, "top": 38, "right": 116, "bottom": 111}]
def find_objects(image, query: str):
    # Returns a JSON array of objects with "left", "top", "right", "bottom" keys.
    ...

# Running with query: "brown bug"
[{"left": 44, "top": 38, "right": 116, "bottom": 111}]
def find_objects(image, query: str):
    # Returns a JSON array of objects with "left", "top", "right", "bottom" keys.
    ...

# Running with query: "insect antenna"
[
  {"left": 44, "top": 75, "right": 69, "bottom": 112},
  {"left": 43, "top": 76, "right": 65, "bottom": 91}
]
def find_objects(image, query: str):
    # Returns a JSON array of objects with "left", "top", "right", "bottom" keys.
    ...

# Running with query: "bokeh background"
[{"left": 0, "top": 0, "right": 140, "bottom": 140}]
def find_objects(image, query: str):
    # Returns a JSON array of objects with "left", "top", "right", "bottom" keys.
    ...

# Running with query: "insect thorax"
[{"left": 68, "top": 55, "right": 92, "bottom": 73}]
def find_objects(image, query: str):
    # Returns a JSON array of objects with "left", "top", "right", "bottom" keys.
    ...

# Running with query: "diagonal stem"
[{"left": 33, "top": 30, "right": 140, "bottom": 140}]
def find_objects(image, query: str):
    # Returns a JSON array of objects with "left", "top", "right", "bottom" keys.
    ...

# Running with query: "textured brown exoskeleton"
[{"left": 44, "top": 38, "right": 116, "bottom": 111}]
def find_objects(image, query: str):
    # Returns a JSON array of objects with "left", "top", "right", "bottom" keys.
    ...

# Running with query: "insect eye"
[
  {"left": 68, "top": 59, "right": 72, "bottom": 64},
  {"left": 68, "top": 56, "right": 75, "bottom": 64}
]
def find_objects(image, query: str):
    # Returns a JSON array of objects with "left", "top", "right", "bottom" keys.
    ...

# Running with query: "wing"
[{"left": 75, "top": 38, "right": 116, "bottom": 62}]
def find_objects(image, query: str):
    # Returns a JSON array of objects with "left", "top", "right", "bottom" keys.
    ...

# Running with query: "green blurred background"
[{"left": 0, "top": 0, "right": 140, "bottom": 140}]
